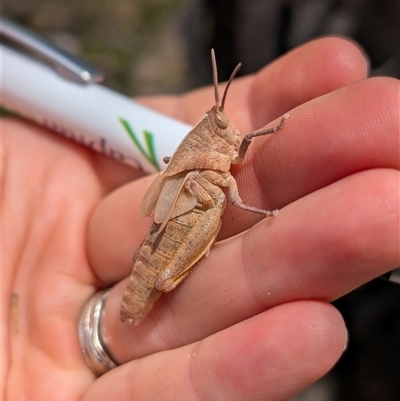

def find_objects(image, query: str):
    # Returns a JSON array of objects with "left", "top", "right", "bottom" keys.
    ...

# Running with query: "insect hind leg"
[{"left": 154, "top": 207, "right": 223, "bottom": 292}]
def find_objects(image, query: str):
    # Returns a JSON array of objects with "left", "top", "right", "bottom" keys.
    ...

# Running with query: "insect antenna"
[
  {"left": 221, "top": 62, "right": 241, "bottom": 111},
  {"left": 211, "top": 49, "right": 220, "bottom": 108}
]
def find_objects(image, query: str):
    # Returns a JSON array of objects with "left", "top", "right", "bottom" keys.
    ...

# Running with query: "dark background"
[
  {"left": 3, "top": 1, "right": 400, "bottom": 400},
  {"left": 3, "top": 0, "right": 399, "bottom": 96}
]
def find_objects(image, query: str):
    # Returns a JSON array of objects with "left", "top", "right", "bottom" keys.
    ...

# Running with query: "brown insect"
[{"left": 120, "top": 50, "right": 288, "bottom": 325}]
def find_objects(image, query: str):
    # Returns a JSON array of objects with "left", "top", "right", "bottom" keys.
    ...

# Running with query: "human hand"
[{"left": 3, "top": 37, "right": 399, "bottom": 400}]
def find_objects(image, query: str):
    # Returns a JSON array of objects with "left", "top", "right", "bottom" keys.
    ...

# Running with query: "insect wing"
[
  {"left": 154, "top": 173, "right": 197, "bottom": 232},
  {"left": 139, "top": 173, "right": 166, "bottom": 217},
  {"left": 169, "top": 187, "right": 198, "bottom": 219},
  {"left": 154, "top": 173, "right": 186, "bottom": 224}
]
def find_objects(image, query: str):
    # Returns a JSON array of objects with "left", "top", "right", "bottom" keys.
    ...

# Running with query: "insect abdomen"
[{"left": 120, "top": 207, "right": 207, "bottom": 325}]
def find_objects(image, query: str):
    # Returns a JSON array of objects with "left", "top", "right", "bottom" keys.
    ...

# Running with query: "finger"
[
  {"left": 138, "top": 37, "right": 368, "bottom": 133},
  {"left": 100, "top": 168, "right": 398, "bottom": 363},
  {"left": 226, "top": 76, "right": 399, "bottom": 236},
  {"left": 247, "top": 36, "right": 368, "bottom": 129},
  {"left": 88, "top": 77, "right": 399, "bottom": 283},
  {"left": 83, "top": 301, "right": 347, "bottom": 401},
  {"left": 91, "top": 152, "right": 147, "bottom": 193},
  {"left": 87, "top": 178, "right": 152, "bottom": 284}
]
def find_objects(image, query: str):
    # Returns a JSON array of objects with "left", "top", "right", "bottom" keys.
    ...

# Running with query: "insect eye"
[{"left": 214, "top": 113, "right": 229, "bottom": 129}]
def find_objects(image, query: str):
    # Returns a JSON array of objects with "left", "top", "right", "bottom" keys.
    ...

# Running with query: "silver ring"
[{"left": 78, "top": 289, "right": 118, "bottom": 376}]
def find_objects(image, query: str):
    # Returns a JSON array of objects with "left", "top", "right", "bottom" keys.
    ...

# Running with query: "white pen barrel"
[{"left": 1, "top": 45, "right": 192, "bottom": 173}]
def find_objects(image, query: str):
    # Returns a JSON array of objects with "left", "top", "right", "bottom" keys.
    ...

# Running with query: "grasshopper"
[{"left": 120, "top": 50, "right": 288, "bottom": 325}]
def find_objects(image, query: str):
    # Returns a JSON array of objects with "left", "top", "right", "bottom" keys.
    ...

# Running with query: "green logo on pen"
[{"left": 119, "top": 118, "right": 160, "bottom": 171}]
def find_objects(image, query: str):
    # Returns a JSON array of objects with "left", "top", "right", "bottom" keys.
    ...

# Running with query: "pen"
[{"left": 1, "top": 17, "right": 192, "bottom": 173}]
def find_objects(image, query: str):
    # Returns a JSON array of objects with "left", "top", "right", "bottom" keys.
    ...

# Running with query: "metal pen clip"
[{"left": 0, "top": 17, "right": 104, "bottom": 84}]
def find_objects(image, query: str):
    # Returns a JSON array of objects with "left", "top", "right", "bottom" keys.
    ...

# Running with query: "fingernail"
[{"left": 342, "top": 329, "right": 349, "bottom": 353}]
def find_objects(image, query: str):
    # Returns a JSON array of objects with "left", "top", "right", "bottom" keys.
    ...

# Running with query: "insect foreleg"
[
  {"left": 194, "top": 171, "right": 277, "bottom": 217},
  {"left": 234, "top": 113, "right": 289, "bottom": 163},
  {"left": 224, "top": 174, "right": 278, "bottom": 217}
]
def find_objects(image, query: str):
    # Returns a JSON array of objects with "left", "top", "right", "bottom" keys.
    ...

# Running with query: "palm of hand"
[{"left": 3, "top": 121, "right": 141, "bottom": 397}]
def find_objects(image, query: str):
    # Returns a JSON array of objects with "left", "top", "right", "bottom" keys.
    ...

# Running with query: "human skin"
[{"left": 2, "top": 37, "right": 399, "bottom": 401}]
